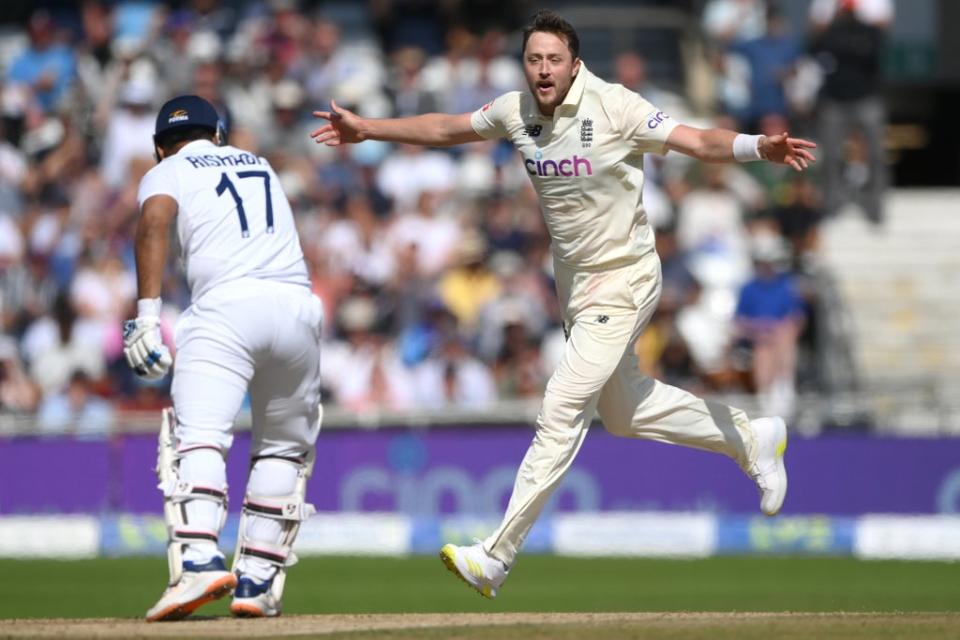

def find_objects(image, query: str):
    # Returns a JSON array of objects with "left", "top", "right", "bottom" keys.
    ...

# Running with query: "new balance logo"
[
  {"left": 597, "top": 315, "right": 609, "bottom": 324},
  {"left": 524, "top": 124, "right": 542, "bottom": 137}
]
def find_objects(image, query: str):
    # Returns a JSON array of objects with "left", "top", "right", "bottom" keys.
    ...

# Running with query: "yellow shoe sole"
[{"left": 439, "top": 544, "right": 494, "bottom": 600}]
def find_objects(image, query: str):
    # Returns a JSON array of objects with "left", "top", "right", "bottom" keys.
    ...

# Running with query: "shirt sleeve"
[
  {"left": 137, "top": 160, "right": 179, "bottom": 209},
  {"left": 614, "top": 86, "right": 679, "bottom": 155},
  {"left": 470, "top": 92, "right": 517, "bottom": 140}
]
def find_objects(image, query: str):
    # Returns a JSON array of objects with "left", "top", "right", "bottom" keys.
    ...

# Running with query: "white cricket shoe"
[
  {"left": 145, "top": 558, "right": 237, "bottom": 622},
  {"left": 745, "top": 416, "right": 789, "bottom": 516},
  {"left": 439, "top": 541, "right": 509, "bottom": 599},
  {"left": 230, "top": 575, "right": 281, "bottom": 618}
]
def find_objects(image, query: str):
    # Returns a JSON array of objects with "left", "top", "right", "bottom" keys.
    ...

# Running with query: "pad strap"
[
  {"left": 237, "top": 541, "right": 297, "bottom": 567},
  {"left": 172, "top": 526, "right": 220, "bottom": 545},
  {"left": 243, "top": 493, "right": 315, "bottom": 522},
  {"left": 163, "top": 480, "right": 228, "bottom": 505}
]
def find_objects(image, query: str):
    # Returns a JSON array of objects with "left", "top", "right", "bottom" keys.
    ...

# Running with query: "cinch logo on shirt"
[
  {"left": 168, "top": 109, "right": 189, "bottom": 123},
  {"left": 524, "top": 154, "right": 593, "bottom": 177},
  {"left": 647, "top": 111, "right": 669, "bottom": 129}
]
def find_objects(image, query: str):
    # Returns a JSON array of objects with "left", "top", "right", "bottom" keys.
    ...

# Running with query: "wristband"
[
  {"left": 733, "top": 134, "right": 763, "bottom": 162},
  {"left": 137, "top": 297, "right": 162, "bottom": 318}
]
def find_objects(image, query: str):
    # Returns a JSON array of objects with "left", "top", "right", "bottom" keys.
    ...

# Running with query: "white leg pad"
[
  {"left": 232, "top": 453, "right": 315, "bottom": 602},
  {"left": 156, "top": 408, "right": 229, "bottom": 585}
]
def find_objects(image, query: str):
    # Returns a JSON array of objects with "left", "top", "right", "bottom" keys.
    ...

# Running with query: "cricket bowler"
[{"left": 311, "top": 10, "right": 814, "bottom": 599}]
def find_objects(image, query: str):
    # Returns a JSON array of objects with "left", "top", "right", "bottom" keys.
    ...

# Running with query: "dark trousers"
[{"left": 818, "top": 96, "right": 887, "bottom": 224}]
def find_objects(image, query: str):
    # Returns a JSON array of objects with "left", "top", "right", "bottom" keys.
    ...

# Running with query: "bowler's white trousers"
[
  {"left": 171, "top": 279, "right": 323, "bottom": 574},
  {"left": 484, "top": 252, "right": 755, "bottom": 565}
]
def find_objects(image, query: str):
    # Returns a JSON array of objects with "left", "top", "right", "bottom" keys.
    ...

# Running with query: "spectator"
[
  {"left": 614, "top": 51, "right": 690, "bottom": 119},
  {"left": 414, "top": 335, "right": 497, "bottom": 408},
  {"left": 24, "top": 294, "right": 105, "bottom": 396},
  {"left": 293, "top": 18, "right": 387, "bottom": 118},
  {"left": 476, "top": 250, "right": 549, "bottom": 362},
  {"left": 494, "top": 321, "right": 548, "bottom": 399},
  {"left": 728, "top": 7, "right": 802, "bottom": 128},
  {"left": 702, "top": 0, "right": 767, "bottom": 44},
  {"left": 7, "top": 11, "right": 76, "bottom": 114},
  {"left": 387, "top": 190, "right": 462, "bottom": 277},
  {"left": 388, "top": 46, "right": 439, "bottom": 117},
  {"left": 437, "top": 231, "right": 501, "bottom": 330},
  {"left": 321, "top": 194, "right": 395, "bottom": 286},
  {"left": 322, "top": 295, "right": 416, "bottom": 411},
  {"left": 734, "top": 232, "right": 805, "bottom": 418},
  {"left": 99, "top": 77, "right": 157, "bottom": 189},
  {"left": 376, "top": 144, "right": 457, "bottom": 211},
  {"left": 812, "top": 0, "right": 888, "bottom": 224},
  {"left": 676, "top": 163, "right": 752, "bottom": 289},
  {"left": 0, "top": 337, "right": 40, "bottom": 413},
  {"left": 701, "top": 0, "right": 767, "bottom": 123},
  {"left": 770, "top": 174, "right": 824, "bottom": 264},
  {"left": 810, "top": 0, "right": 894, "bottom": 31},
  {"left": 37, "top": 370, "right": 114, "bottom": 436}
]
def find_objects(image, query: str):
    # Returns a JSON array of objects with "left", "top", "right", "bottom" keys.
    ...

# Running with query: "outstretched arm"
[
  {"left": 665, "top": 124, "right": 817, "bottom": 171},
  {"left": 311, "top": 100, "right": 484, "bottom": 147}
]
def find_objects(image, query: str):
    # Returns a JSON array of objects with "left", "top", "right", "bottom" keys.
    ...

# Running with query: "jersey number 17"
[{"left": 215, "top": 171, "right": 274, "bottom": 238}]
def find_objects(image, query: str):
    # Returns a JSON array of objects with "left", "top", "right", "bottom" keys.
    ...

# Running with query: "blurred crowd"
[{"left": 0, "top": 0, "right": 889, "bottom": 434}]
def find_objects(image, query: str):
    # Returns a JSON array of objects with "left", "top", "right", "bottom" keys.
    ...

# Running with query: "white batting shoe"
[
  {"left": 439, "top": 542, "right": 509, "bottom": 600},
  {"left": 745, "top": 416, "right": 789, "bottom": 516},
  {"left": 230, "top": 575, "right": 281, "bottom": 618},
  {"left": 145, "top": 557, "right": 237, "bottom": 622}
]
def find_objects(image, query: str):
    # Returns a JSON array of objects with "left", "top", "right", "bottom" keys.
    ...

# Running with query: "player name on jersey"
[{"left": 185, "top": 152, "right": 265, "bottom": 169}]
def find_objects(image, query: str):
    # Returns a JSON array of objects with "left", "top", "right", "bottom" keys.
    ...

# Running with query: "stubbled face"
[{"left": 523, "top": 31, "right": 580, "bottom": 116}]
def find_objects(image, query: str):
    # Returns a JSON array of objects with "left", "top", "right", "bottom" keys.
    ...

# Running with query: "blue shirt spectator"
[
  {"left": 8, "top": 11, "right": 76, "bottom": 113},
  {"left": 729, "top": 11, "right": 801, "bottom": 123},
  {"left": 736, "top": 272, "right": 803, "bottom": 328}
]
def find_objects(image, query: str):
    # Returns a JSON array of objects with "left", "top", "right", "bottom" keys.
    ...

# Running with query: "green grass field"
[{"left": 1, "top": 555, "right": 959, "bottom": 619}]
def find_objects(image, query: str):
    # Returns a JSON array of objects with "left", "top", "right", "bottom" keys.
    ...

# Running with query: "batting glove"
[{"left": 123, "top": 298, "right": 173, "bottom": 381}]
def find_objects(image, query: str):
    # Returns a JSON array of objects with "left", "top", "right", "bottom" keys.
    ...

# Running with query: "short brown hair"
[{"left": 521, "top": 10, "right": 580, "bottom": 59}]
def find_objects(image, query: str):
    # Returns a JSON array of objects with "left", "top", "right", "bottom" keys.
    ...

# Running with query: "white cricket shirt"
[
  {"left": 137, "top": 140, "right": 309, "bottom": 302},
  {"left": 471, "top": 64, "right": 677, "bottom": 270}
]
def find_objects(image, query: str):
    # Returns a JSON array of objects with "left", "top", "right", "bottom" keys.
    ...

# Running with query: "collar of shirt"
[
  {"left": 524, "top": 62, "right": 590, "bottom": 121},
  {"left": 177, "top": 139, "right": 217, "bottom": 154}
]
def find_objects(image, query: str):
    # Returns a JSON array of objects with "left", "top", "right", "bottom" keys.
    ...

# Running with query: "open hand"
[
  {"left": 310, "top": 100, "right": 365, "bottom": 146},
  {"left": 759, "top": 132, "right": 817, "bottom": 171}
]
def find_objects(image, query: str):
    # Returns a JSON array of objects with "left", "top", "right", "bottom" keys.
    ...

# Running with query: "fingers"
[
  {"left": 157, "top": 346, "right": 173, "bottom": 370},
  {"left": 127, "top": 337, "right": 172, "bottom": 378},
  {"left": 309, "top": 123, "right": 343, "bottom": 145},
  {"left": 312, "top": 110, "right": 332, "bottom": 121},
  {"left": 796, "top": 148, "right": 817, "bottom": 163},
  {"left": 123, "top": 347, "right": 138, "bottom": 371},
  {"left": 309, "top": 123, "right": 333, "bottom": 138},
  {"left": 788, "top": 137, "right": 817, "bottom": 149},
  {"left": 312, "top": 130, "right": 341, "bottom": 146},
  {"left": 331, "top": 98, "right": 342, "bottom": 114}
]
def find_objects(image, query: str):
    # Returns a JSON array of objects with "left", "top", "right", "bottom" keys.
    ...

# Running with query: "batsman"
[
  {"left": 125, "top": 95, "right": 323, "bottom": 620},
  {"left": 311, "top": 10, "right": 814, "bottom": 599}
]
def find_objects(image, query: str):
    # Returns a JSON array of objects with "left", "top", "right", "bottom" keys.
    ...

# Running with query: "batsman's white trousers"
[
  {"left": 172, "top": 280, "right": 323, "bottom": 459},
  {"left": 484, "top": 252, "right": 755, "bottom": 565}
]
